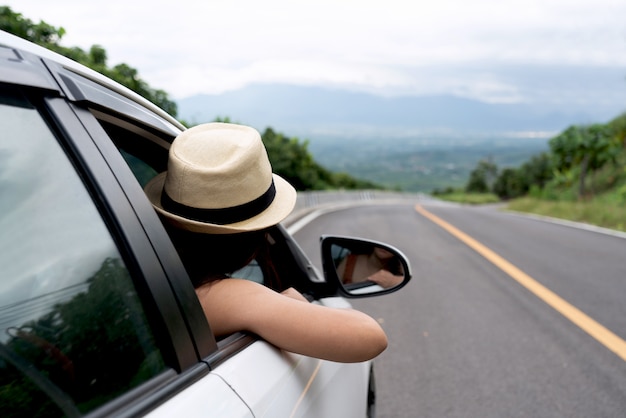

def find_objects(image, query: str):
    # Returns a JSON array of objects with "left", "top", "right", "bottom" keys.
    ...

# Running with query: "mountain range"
[
  {"left": 176, "top": 83, "right": 616, "bottom": 140},
  {"left": 176, "top": 83, "right": 618, "bottom": 191}
]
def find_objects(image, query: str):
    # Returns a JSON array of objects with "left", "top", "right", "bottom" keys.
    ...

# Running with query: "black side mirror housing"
[{"left": 320, "top": 235, "right": 411, "bottom": 298}]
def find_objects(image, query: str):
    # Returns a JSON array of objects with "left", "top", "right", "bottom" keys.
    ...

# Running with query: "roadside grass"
[
  {"left": 431, "top": 188, "right": 626, "bottom": 232},
  {"left": 433, "top": 192, "right": 501, "bottom": 205},
  {"left": 506, "top": 195, "right": 626, "bottom": 232}
]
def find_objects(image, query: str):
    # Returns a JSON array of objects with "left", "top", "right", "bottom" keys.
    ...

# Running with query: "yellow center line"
[{"left": 415, "top": 204, "right": 626, "bottom": 362}]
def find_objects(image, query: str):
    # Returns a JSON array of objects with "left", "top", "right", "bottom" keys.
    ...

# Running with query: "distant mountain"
[{"left": 177, "top": 84, "right": 605, "bottom": 139}]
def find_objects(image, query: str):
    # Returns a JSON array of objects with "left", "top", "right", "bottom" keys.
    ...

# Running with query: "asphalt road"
[{"left": 291, "top": 200, "right": 626, "bottom": 418}]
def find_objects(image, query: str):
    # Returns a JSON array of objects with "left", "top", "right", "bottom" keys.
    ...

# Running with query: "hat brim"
[{"left": 144, "top": 172, "right": 297, "bottom": 234}]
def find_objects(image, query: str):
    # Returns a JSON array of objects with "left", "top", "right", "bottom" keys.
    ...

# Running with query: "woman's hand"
[{"left": 368, "top": 269, "right": 404, "bottom": 289}]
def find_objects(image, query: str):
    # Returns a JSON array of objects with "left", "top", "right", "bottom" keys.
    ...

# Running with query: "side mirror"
[{"left": 320, "top": 235, "right": 411, "bottom": 298}]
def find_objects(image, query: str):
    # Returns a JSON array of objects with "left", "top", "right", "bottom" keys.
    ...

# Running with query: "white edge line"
[
  {"left": 286, "top": 202, "right": 361, "bottom": 235},
  {"left": 285, "top": 199, "right": 422, "bottom": 234},
  {"left": 504, "top": 210, "right": 626, "bottom": 240}
]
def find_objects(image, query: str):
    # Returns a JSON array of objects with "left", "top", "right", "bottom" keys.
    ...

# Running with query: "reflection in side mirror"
[{"left": 321, "top": 236, "right": 411, "bottom": 298}]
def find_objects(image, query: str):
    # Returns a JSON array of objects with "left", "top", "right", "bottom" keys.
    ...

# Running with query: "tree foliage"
[
  {"left": 465, "top": 158, "right": 498, "bottom": 193},
  {"left": 549, "top": 124, "right": 621, "bottom": 197},
  {"left": 0, "top": 6, "right": 177, "bottom": 116},
  {"left": 491, "top": 153, "right": 553, "bottom": 199},
  {"left": 467, "top": 113, "right": 626, "bottom": 201},
  {"left": 0, "top": 258, "right": 164, "bottom": 416},
  {"left": 261, "top": 127, "right": 382, "bottom": 191}
]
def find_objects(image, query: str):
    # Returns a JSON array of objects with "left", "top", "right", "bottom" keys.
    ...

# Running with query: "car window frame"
[{"left": 43, "top": 92, "right": 205, "bottom": 363}]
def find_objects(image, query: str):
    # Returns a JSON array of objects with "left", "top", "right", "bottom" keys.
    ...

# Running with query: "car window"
[
  {"left": 119, "top": 148, "right": 159, "bottom": 188},
  {"left": 231, "top": 259, "right": 265, "bottom": 284},
  {"left": 97, "top": 119, "right": 168, "bottom": 188},
  {"left": 0, "top": 86, "right": 167, "bottom": 417}
]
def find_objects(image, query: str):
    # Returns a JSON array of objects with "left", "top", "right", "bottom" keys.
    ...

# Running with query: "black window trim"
[
  {"left": 39, "top": 94, "right": 204, "bottom": 371},
  {"left": 72, "top": 104, "right": 218, "bottom": 359},
  {"left": 85, "top": 365, "right": 208, "bottom": 418}
]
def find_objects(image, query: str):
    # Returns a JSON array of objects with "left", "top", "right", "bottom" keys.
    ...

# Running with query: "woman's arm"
[{"left": 196, "top": 278, "right": 388, "bottom": 363}]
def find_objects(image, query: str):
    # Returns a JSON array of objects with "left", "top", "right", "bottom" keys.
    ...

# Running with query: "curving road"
[{"left": 290, "top": 199, "right": 626, "bottom": 418}]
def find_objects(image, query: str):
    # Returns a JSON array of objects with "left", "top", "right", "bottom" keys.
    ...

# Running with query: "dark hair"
[{"left": 165, "top": 224, "right": 282, "bottom": 290}]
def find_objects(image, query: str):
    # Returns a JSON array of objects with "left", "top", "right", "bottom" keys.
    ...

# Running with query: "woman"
[{"left": 145, "top": 122, "right": 387, "bottom": 363}]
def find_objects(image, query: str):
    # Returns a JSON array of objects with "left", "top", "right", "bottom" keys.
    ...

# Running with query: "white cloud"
[{"left": 7, "top": 0, "right": 626, "bottom": 109}]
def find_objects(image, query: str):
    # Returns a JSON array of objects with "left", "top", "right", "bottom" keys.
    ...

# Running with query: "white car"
[{"left": 0, "top": 30, "right": 410, "bottom": 417}]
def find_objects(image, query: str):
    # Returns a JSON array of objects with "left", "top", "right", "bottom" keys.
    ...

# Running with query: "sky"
[{"left": 6, "top": 0, "right": 626, "bottom": 118}]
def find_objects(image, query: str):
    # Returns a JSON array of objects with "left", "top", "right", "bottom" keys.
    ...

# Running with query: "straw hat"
[{"left": 145, "top": 122, "right": 296, "bottom": 234}]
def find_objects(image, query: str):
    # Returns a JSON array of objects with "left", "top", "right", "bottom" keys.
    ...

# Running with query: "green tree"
[
  {"left": 0, "top": 6, "right": 64, "bottom": 44},
  {"left": 549, "top": 124, "right": 621, "bottom": 198},
  {"left": 609, "top": 113, "right": 626, "bottom": 147},
  {"left": 493, "top": 168, "right": 523, "bottom": 199},
  {"left": 493, "top": 152, "right": 554, "bottom": 199},
  {"left": 259, "top": 126, "right": 382, "bottom": 191},
  {"left": 0, "top": 6, "right": 177, "bottom": 116},
  {"left": 466, "top": 158, "right": 498, "bottom": 193},
  {"left": 261, "top": 127, "right": 319, "bottom": 190},
  {"left": 521, "top": 152, "right": 553, "bottom": 190}
]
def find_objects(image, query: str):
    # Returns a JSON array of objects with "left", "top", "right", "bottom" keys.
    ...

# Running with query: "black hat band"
[{"left": 161, "top": 180, "right": 277, "bottom": 225}]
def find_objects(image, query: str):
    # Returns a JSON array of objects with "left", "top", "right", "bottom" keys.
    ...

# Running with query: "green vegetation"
[
  {"left": 262, "top": 127, "right": 381, "bottom": 190},
  {"left": 507, "top": 196, "right": 626, "bottom": 232},
  {"left": 451, "top": 113, "right": 626, "bottom": 231},
  {"left": 0, "top": 6, "right": 177, "bottom": 116},
  {"left": 431, "top": 189, "right": 500, "bottom": 205},
  {"left": 0, "top": 257, "right": 165, "bottom": 415}
]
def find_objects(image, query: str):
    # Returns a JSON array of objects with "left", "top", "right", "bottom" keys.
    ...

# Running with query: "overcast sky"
[{"left": 7, "top": 0, "right": 626, "bottom": 117}]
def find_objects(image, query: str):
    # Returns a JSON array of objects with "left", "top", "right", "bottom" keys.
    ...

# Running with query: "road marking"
[{"left": 415, "top": 204, "right": 626, "bottom": 362}]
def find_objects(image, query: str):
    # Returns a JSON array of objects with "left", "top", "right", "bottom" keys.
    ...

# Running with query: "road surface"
[{"left": 290, "top": 198, "right": 626, "bottom": 418}]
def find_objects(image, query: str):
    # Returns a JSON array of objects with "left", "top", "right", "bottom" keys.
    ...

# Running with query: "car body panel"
[
  {"left": 145, "top": 373, "right": 253, "bottom": 418},
  {"left": 149, "top": 339, "right": 369, "bottom": 418}
]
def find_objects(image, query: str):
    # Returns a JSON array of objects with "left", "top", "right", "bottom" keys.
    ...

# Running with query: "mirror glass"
[{"left": 330, "top": 242, "right": 407, "bottom": 295}]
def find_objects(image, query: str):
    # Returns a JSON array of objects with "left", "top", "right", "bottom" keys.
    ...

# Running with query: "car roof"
[{"left": 0, "top": 29, "right": 185, "bottom": 131}]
